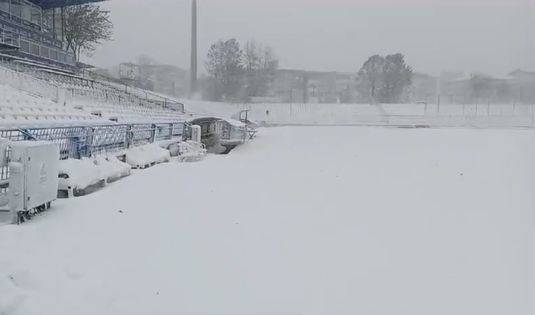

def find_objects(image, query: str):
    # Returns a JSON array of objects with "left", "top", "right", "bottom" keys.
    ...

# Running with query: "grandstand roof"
[{"left": 28, "top": 0, "right": 106, "bottom": 9}]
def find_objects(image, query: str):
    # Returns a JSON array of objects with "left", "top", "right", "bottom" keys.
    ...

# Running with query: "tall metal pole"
[{"left": 189, "top": 0, "right": 198, "bottom": 97}]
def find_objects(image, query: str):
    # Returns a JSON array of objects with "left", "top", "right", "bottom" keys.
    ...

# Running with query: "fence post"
[
  {"left": 126, "top": 125, "right": 133, "bottom": 149},
  {"left": 183, "top": 123, "right": 191, "bottom": 141},
  {"left": 85, "top": 127, "right": 94, "bottom": 158},
  {"left": 150, "top": 124, "right": 157, "bottom": 143}
]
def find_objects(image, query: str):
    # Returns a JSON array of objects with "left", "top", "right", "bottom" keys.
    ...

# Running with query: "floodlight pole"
[{"left": 189, "top": 0, "right": 198, "bottom": 97}]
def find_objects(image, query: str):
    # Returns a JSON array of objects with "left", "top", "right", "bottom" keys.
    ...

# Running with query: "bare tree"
[
  {"left": 64, "top": 4, "right": 113, "bottom": 61},
  {"left": 243, "top": 40, "right": 278, "bottom": 98},
  {"left": 357, "top": 55, "right": 386, "bottom": 103},
  {"left": 205, "top": 39, "right": 244, "bottom": 100},
  {"left": 244, "top": 40, "right": 261, "bottom": 72},
  {"left": 382, "top": 54, "right": 413, "bottom": 103}
]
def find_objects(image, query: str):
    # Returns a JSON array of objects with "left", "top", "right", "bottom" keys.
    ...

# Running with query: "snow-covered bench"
[
  {"left": 125, "top": 143, "right": 171, "bottom": 169},
  {"left": 58, "top": 158, "right": 106, "bottom": 198},
  {"left": 58, "top": 157, "right": 132, "bottom": 198}
]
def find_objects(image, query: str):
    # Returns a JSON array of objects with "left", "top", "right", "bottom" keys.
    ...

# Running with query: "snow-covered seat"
[{"left": 58, "top": 158, "right": 106, "bottom": 198}]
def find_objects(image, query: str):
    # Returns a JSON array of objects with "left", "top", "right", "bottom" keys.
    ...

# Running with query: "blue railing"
[{"left": 0, "top": 121, "right": 185, "bottom": 160}]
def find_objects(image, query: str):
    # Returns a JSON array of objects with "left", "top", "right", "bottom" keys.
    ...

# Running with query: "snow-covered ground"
[{"left": 0, "top": 126, "right": 534, "bottom": 315}]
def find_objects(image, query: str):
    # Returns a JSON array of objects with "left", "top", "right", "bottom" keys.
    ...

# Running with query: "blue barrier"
[{"left": 0, "top": 122, "right": 185, "bottom": 160}]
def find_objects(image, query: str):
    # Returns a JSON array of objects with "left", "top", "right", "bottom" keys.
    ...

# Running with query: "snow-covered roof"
[
  {"left": 186, "top": 116, "right": 246, "bottom": 128},
  {"left": 222, "top": 117, "right": 247, "bottom": 128}
]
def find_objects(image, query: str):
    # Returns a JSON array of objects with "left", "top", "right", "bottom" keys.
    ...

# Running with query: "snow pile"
[
  {"left": 0, "top": 127, "right": 533, "bottom": 315},
  {"left": 58, "top": 158, "right": 104, "bottom": 192},
  {"left": 157, "top": 140, "right": 182, "bottom": 157},
  {"left": 178, "top": 141, "right": 207, "bottom": 163},
  {"left": 125, "top": 143, "right": 171, "bottom": 169},
  {"left": 58, "top": 157, "right": 132, "bottom": 197},
  {"left": 93, "top": 156, "right": 131, "bottom": 183}
]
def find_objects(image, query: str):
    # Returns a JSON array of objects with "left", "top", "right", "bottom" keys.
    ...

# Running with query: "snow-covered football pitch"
[{"left": 1, "top": 126, "right": 533, "bottom": 315}]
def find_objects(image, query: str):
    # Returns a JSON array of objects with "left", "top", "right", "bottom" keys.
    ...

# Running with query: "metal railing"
[
  {"left": 0, "top": 121, "right": 185, "bottom": 160},
  {"left": 0, "top": 27, "right": 74, "bottom": 66},
  {"left": 83, "top": 70, "right": 185, "bottom": 112},
  {"left": 0, "top": 29, "right": 20, "bottom": 48}
]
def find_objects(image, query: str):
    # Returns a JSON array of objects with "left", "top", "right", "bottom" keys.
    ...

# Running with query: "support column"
[{"left": 61, "top": 7, "right": 65, "bottom": 44}]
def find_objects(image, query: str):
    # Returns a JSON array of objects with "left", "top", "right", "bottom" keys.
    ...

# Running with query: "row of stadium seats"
[
  {"left": 0, "top": 83, "right": 109, "bottom": 127},
  {"left": 37, "top": 70, "right": 178, "bottom": 113},
  {"left": 78, "top": 101, "right": 187, "bottom": 123},
  {"left": 0, "top": 105, "right": 93, "bottom": 115},
  {"left": 0, "top": 113, "right": 104, "bottom": 123},
  {"left": 66, "top": 85, "right": 172, "bottom": 115},
  {"left": 1, "top": 63, "right": 186, "bottom": 128}
]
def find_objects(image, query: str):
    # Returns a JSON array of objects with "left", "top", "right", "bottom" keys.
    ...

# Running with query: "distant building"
[
  {"left": 271, "top": 69, "right": 358, "bottom": 103},
  {"left": 408, "top": 72, "right": 438, "bottom": 104},
  {"left": 440, "top": 72, "right": 514, "bottom": 104},
  {"left": 118, "top": 62, "right": 140, "bottom": 82},
  {"left": 271, "top": 69, "right": 307, "bottom": 103},
  {"left": 264, "top": 68, "right": 535, "bottom": 105},
  {"left": 508, "top": 70, "right": 535, "bottom": 104},
  {"left": 108, "top": 62, "right": 188, "bottom": 98},
  {"left": 335, "top": 72, "right": 358, "bottom": 103}
]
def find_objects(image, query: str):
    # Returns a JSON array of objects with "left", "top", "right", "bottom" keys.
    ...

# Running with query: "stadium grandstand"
[
  {"left": 0, "top": 0, "right": 250, "bottom": 160},
  {"left": 0, "top": 0, "right": 104, "bottom": 68}
]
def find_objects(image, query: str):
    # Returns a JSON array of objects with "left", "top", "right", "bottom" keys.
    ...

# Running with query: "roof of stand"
[{"left": 28, "top": 0, "right": 106, "bottom": 9}]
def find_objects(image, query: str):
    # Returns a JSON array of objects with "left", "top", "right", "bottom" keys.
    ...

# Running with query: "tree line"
[
  {"left": 53, "top": 5, "right": 531, "bottom": 105},
  {"left": 58, "top": 4, "right": 415, "bottom": 104},
  {"left": 203, "top": 38, "right": 413, "bottom": 103},
  {"left": 202, "top": 39, "right": 279, "bottom": 101}
]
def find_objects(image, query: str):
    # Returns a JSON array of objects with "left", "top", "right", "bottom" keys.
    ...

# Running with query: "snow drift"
[
  {"left": 178, "top": 141, "right": 207, "bottom": 163},
  {"left": 93, "top": 156, "right": 131, "bottom": 183},
  {"left": 125, "top": 143, "right": 171, "bottom": 169}
]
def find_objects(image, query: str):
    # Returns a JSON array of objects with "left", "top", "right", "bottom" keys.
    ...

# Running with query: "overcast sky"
[{"left": 88, "top": 0, "right": 535, "bottom": 77}]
